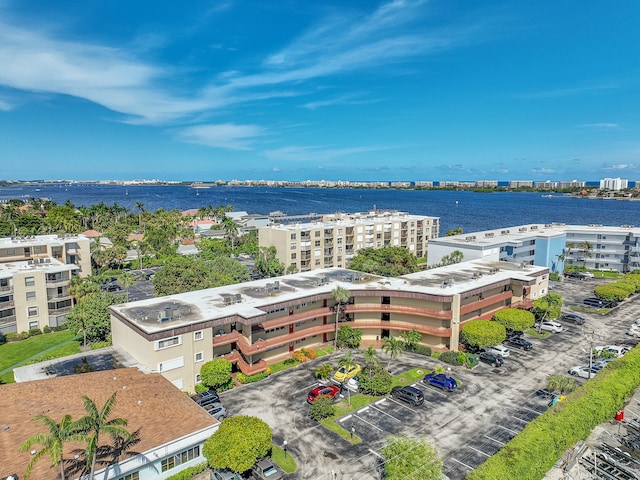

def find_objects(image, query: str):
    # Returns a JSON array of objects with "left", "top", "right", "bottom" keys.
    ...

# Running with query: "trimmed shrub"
[
  {"left": 165, "top": 462, "right": 208, "bottom": 480},
  {"left": 412, "top": 345, "right": 432, "bottom": 356},
  {"left": 194, "top": 383, "right": 209, "bottom": 394},
  {"left": 308, "top": 395, "right": 336, "bottom": 421},
  {"left": 283, "top": 358, "right": 297, "bottom": 365},
  {"left": 237, "top": 371, "right": 269, "bottom": 384},
  {"left": 52, "top": 324, "right": 69, "bottom": 332},
  {"left": 292, "top": 350, "right": 307, "bottom": 363},
  {"left": 91, "top": 340, "right": 111, "bottom": 350},
  {"left": 358, "top": 363, "right": 393, "bottom": 396},
  {"left": 301, "top": 347, "right": 317, "bottom": 360},
  {"left": 19, "top": 331, "right": 30, "bottom": 340},
  {"left": 431, "top": 352, "right": 441, "bottom": 359},
  {"left": 43, "top": 325, "right": 51, "bottom": 334},
  {"left": 4, "top": 333, "right": 19, "bottom": 342},
  {"left": 314, "top": 363, "right": 333, "bottom": 380},
  {"left": 439, "top": 351, "right": 463, "bottom": 366}
]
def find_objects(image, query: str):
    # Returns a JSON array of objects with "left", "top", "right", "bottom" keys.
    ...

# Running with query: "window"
[
  {"left": 29, "top": 321, "right": 39, "bottom": 330},
  {"left": 315, "top": 259, "right": 321, "bottom": 265},
  {"left": 195, "top": 374, "right": 201, "bottom": 383},
  {"left": 315, "top": 231, "right": 321, "bottom": 237},
  {"left": 161, "top": 446, "right": 200, "bottom": 472},
  {"left": 156, "top": 336, "right": 182, "bottom": 350},
  {"left": 25, "top": 276, "right": 35, "bottom": 287},
  {"left": 28, "top": 306, "right": 38, "bottom": 317},
  {"left": 194, "top": 330, "right": 203, "bottom": 341},
  {"left": 118, "top": 473, "right": 140, "bottom": 480},
  {"left": 158, "top": 357, "right": 185, "bottom": 373},
  {"left": 290, "top": 253, "right": 297, "bottom": 259},
  {"left": 290, "top": 243, "right": 296, "bottom": 250},
  {"left": 315, "top": 240, "right": 321, "bottom": 247},
  {"left": 195, "top": 352, "right": 204, "bottom": 363},
  {"left": 6, "top": 248, "right": 15, "bottom": 255},
  {"left": 26, "top": 291, "right": 36, "bottom": 301},
  {"left": 290, "top": 233, "right": 297, "bottom": 240}
]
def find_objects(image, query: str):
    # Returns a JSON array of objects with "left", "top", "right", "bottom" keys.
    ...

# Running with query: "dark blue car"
[{"left": 422, "top": 373, "right": 458, "bottom": 392}]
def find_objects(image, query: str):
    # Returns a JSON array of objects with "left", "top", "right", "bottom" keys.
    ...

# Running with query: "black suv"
[
  {"left": 191, "top": 390, "right": 220, "bottom": 407},
  {"left": 391, "top": 386, "right": 424, "bottom": 406},
  {"left": 561, "top": 313, "right": 586, "bottom": 325},
  {"left": 505, "top": 336, "right": 533, "bottom": 351},
  {"left": 479, "top": 351, "right": 504, "bottom": 367}
]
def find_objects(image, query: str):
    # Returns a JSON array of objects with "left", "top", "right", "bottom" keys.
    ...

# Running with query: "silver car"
[{"left": 205, "top": 402, "right": 228, "bottom": 421}]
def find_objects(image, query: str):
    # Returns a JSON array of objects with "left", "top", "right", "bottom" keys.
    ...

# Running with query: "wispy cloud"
[
  {"left": 303, "top": 92, "right": 380, "bottom": 110},
  {"left": 603, "top": 163, "right": 635, "bottom": 171},
  {"left": 176, "top": 123, "right": 265, "bottom": 150},
  {"left": 263, "top": 144, "right": 388, "bottom": 162},
  {"left": 514, "top": 83, "right": 618, "bottom": 100},
  {"left": 576, "top": 122, "right": 620, "bottom": 129},
  {"left": 436, "top": 163, "right": 471, "bottom": 172},
  {"left": 531, "top": 168, "right": 555, "bottom": 174}
]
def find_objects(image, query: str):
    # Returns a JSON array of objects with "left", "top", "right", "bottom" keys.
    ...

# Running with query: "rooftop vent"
[
  {"left": 500, "top": 230, "right": 510, "bottom": 235},
  {"left": 530, "top": 226, "right": 538, "bottom": 230},
  {"left": 485, "top": 232, "right": 494, "bottom": 237},
  {"left": 519, "top": 227, "right": 527, "bottom": 232},
  {"left": 489, "top": 267, "right": 500, "bottom": 274}
]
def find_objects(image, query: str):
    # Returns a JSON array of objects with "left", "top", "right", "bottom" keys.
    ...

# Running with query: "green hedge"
[
  {"left": 237, "top": 371, "right": 269, "bottom": 384},
  {"left": 468, "top": 346, "right": 640, "bottom": 480},
  {"left": 164, "top": 461, "right": 208, "bottom": 480}
]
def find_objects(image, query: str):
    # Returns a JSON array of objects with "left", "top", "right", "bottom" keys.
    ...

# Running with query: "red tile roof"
[{"left": 0, "top": 368, "right": 217, "bottom": 480}]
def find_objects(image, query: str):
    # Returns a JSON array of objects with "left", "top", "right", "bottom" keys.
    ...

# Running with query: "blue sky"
[{"left": 0, "top": 1, "right": 638, "bottom": 182}]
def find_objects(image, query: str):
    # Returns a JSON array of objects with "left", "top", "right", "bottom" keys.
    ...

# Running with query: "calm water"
[{"left": 1, "top": 184, "right": 638, "bottom": 234}]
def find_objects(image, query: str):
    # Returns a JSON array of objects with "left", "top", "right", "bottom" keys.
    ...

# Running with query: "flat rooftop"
[
  {"left": 0, "top": 233, "right": 89, "bottom": 248},
  {"left": 430, "top": 223, "right": 640, "bottom": 249},
  {"left": 111, "top": 260, "right": 547, "bottom": 334},
  {"left": 263, "top": 211, "right": 438, "bottom": 231},
  {"left": 0, "top": 256, "right": 78, "bottom": 279}
]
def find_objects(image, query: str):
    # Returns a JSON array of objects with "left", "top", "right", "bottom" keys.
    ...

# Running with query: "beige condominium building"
[
  {"left": 110, "top": 260, "right": 547, "bottom": 393},
  {"left": 258, "top": 210, "right": 440, "bottom": 273},
  {"left": 0, "top": 234, "right": 91, "bottom": 334}
]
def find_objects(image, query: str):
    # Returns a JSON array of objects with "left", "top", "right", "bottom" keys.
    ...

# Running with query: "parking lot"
[{"left": 218, "top": 276, "right": 640, "bottom": 479}]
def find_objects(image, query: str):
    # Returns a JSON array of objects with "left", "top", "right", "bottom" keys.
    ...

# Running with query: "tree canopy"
[
  {"left": 461, "top": 320, "right": 506, "bottom": 347},
  {"left": 254, "top": 246, "right": 285, "bottom": 278},
  {"left": 531, "top": 293, "right": 563, "bottom": 320},
  {"left": 203, "top": 416, "right": 272, "bottom": 473},
  {"left": 199, "top": 359, "right": 233, "bottom": 391},
  {"left": 66, "top": 291, "right": 124, "bottom": 344},
  {"left": 336, "top": 324, "right": 362, "bottom": 349},
  {"left": 381, "top": 435, "right": 444, "bottom": 480},
  {"left": 348, "top": 247, "right": 419, "bottom": 277},
  {"left": 492, "top": 308, "right": 535, "bottom": 332}
]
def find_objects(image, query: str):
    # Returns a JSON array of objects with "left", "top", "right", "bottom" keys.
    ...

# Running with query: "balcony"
[
  {"left": 212, "top": 330, "right": 243, "bottom": 347},
  {"left": 344, "top": 304, "right": 452, "bottom": 320},
  {"left": 350, "top": 319, "right": 451, "bottom": 338},
  {"left": 0, "top": 285, "right": 13, "bottom": 293},
  {"left": 46, "top": 277, "right": 71, "bottom": 286},
  {"left": 261, "top": 307, "right": 332, "bottom": 330},
  {"left": 459, "top": 291, "right": 513, "bottom": 315},
  {"left": 48, "top": 293, "right": 72, "bottom": 301},
  {"left": 48, "top": 307, "right": 72, "bottom": 316},
  {"left": 0, "top": 300, "right": 15, "bottom": 310},
  {"left": 221, "top": 350, "right": 268, "bottom": 376},
  {"left": 0, "top": 315, "right": 16, "bottom": 325}
]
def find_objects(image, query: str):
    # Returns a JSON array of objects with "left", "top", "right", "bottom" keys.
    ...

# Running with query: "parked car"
[
  {"left": 191, "top": 390, "right": 220, "bottom": 407},
  {"left": 561, "top": 313, "right": 586, "bottom": 325},
  {"left": 534, "top": 321, "right": 564, "bottom": 333},
  {"left": 307, "top": 385, "right": 341, "bottom": 404},
  {"left": 506, "top": 330, "right": 525, "bottom": 340},
  {"left": 615, "top": 338, "right": 640, "bottom": 348},
  {"left": 251, "top": 458, "right": 284, "bottom": 480},
  {"left": 568, "top": 365, "right": 597, "bottom": 379},
  {"left": 478, "top": 351, "right": 504, "bottom": 367},
  {"left": 332, "top": 363, "right": 362, "bottom": 382},
  {"left": 211, "top": 470, "right": 244, "bottom": 480},
  {"left": 594, "top": 345, "right": 626, "bottom": 358},
  {"left": 583, "top": 297, "right": 617, "bottom": 308},
  {"left": 391, "top": 386, "right": 424, "bottom": 406},
  {"left": 459, "top": 341, "right": 482, "bottom": 354},
  {"left": 483, "top": 345, "right": 510, "bottom": 358},
  {"left": 204, "top": 402, "right": 228, "bottom": 421},
  {"left": 504, "top": 336, "right": 533, "bottom": 351},
  {"left": 106, "top": 283, "right": 121, "bottom": 292},
  {"left": 628, "top": 326, "right": 640, "bottom": 338},
  {"left": 422, "top": 373, "right": 458, "bottom": 392},
  {"left": 567, "top": 271, "right": 589, "bottom": 280}
]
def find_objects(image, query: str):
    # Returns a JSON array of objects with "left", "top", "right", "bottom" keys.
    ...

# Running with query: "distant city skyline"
[{"left": 0, "top": 1, "right": 638, "bottom": 181}]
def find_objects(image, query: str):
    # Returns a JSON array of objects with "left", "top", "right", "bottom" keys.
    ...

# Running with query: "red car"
[{"left": 307, "top": 385, "right": 341, "bottom": 404}]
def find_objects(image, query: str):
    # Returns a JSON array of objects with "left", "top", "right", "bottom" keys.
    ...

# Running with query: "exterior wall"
[{"left": 427, "top": 243, "right": 497, "bottom": 266}]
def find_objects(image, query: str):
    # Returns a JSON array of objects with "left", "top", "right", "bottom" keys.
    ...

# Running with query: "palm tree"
[
  {"left": 363, "top": 344, "right": 378, "bottom": 376},
  {"left": 382, "top": 337, "right": 403, "bottom": 369},
  {"left": 338, "top": 351, "right": 357, "bottom": 405},
  {"left": 76, "top": 392, "right": 132, "bottom": 479},
  {"left": 221, "top": 216, "right": 239, "bottom": 252},
  {"left": 19, "top": 414, "right": 84, "bottom": 480},
  {"left": 120, "top": 272, "right": 136, "bottom": 302},
  {"left": 134, "top": 202, "right": 145, "bottom": 229},
  {"left": 331, "top": 286, "right": 350, "bottom": 349}
]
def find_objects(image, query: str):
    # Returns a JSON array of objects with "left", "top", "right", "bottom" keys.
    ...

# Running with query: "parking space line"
[
  {"left": 496, "top": 424, "right": 519, "bottom": 435},
  {"left": 353, "top": 414, "right": 384, "bottom": 432},
  {"left": 358, "top": 406, "right": 370, "bottom": 414},
  {"left": 369, "top": 405, "right": 401, "bottom": 423},
  {"left": 339, "top": 415, "right": 352, "bottom": 423},
  {"left": 422, "top": 386, "right": 448, "bottom": 398},
  {"left": 518, "top": 405, "right": 544, "bottom": 415},
  {"left": 368, "top": 449, "right": 384, "bottom": 459},
  {"left": 467, "top": 445, "right": 491, "bottom": 457},
  {"left": 374, "top": 398, "right": 387, "bottom": 406},
  {"left": 450, "top": 458, "right": 474, "bottom": 470},
  {"left": 385, "top": 396, "right": 418, "bottom": 413},
  {"left": 297, "top": 382, "right": 319, "bottom": 393},
  {"left": 483, "top": 435, "right": 505, "bottom": 445}
]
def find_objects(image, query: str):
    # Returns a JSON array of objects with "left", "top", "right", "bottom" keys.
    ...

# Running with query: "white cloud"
[
  {"left": 303, "top": 92, "right": 380, "bottom": 110},
  {"left": 531, "top": 168, "right": 555, "bottom": 174},
  {"left": 263, "top": 144, "right": 388, "bottom": 162},
  {"left": 604, "top": 163, "right": 635, "bottom": 170},
  {"left": 576, "top": 123, "right": 619, "bottom": 129},
  {"left": 176, "top": 123, "right": 265, "bottom": 150}
]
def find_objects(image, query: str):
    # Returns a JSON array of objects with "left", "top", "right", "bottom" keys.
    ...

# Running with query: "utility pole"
[{"left": 583, "top": 327, "right": 605, "bottom": 379}]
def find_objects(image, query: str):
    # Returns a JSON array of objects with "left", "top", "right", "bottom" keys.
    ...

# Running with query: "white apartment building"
[
  {"left": 428, "top": 223, "right": 640, "bottom": 274},
  {"left": 600, "top": 178, "right": 629, "bottom": 190},
  {"left": 259, "top": 211, "right": 440, "bottom": 272},
  {"left": 0, "top": 234, "right": 92, "bottom": 334}
]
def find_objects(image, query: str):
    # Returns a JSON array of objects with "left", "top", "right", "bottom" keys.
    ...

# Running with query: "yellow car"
[{"left": 332, "top": 363, "right": 362, "bottom": 383}]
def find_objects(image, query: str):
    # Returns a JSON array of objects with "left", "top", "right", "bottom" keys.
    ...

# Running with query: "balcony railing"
[
  {"left": 0, "top": 285, "right": 13, "bottom": 292},
  {"left": 349, "top": 319, "right": 451, "bottom": 338},
  {"left": 261, "top": 307, "right": 332, "bottom": 330},
  {"left": 459, "top": 291, "right": 513, "bottom": 315},
  {"left": 221, "top": 350, "right": 268, "bottom": 376},
  {"left": 0, "top": 300, "right": 15, "bottom": 309},
  {"left": 344, "top": 303, "right": 452, "bottom": 320},
  {"left": 46, "top": 278, "right": 71, "bottom": 286}
]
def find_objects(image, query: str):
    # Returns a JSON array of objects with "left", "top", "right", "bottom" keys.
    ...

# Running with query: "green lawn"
[
  {"left": 272, "top": 445, "right": 297, "bottom": 473},
  {"left": 0, "top": 330, "right": 81, "bottom": 384}
]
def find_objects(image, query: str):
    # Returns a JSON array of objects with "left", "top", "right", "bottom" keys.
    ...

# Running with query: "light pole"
[
  {"left": 351, "top": 423, "right": 355, "bottom": 441},
  {"left": 283, "top": 440, "right": 288, "bottom": 458}
]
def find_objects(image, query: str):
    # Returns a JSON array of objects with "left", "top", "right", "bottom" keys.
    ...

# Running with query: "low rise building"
[
  {"left": 0, "top": 234, "right": 91, "bottom": 334},
  {"left": 0, "top": 368, "right": 218, "bottom": 480},
  {"left": 428, "top": 223, "right": 640, "bottom": 273},
  {"left": 110, "top": 261, "right": 547, "bottom": 393},
  {"left": 258, "top": 210, "right": 439, "bottom": 272}
]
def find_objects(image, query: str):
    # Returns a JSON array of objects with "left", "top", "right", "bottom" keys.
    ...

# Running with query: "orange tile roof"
[
  {"left": 82, "top": 229, "right": 102, "bottom": 238},
  {"left": 0, "top": 368, "right": 217, "bottom": 480}
]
